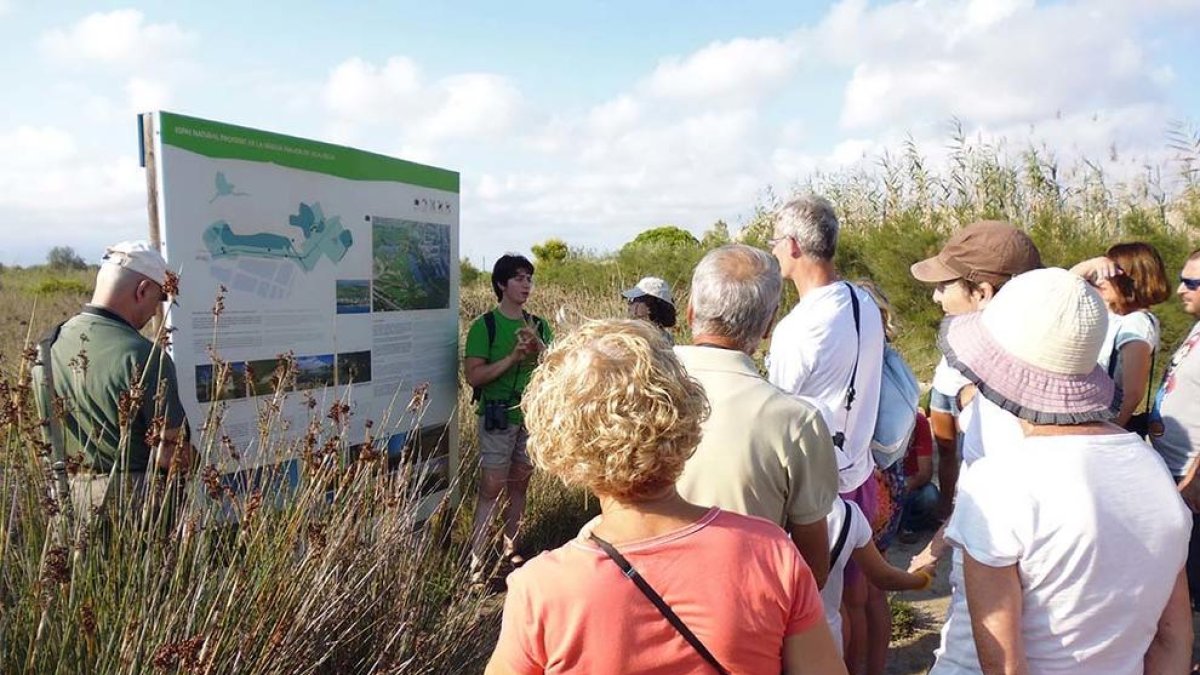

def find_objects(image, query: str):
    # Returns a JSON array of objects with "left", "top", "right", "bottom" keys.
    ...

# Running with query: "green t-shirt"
[
  {"left": 464, "top": 308, "right": 553, "bottom": 424},
  {"left": 35, "top": 308, "right": 188, "bottom": 473}
]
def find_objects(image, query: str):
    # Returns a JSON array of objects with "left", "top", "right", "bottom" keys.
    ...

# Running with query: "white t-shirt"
[
  {"left": 941, "top": 433, "right": 1189, "bottom": 674},
  {"left": 820, "top": 498, "right": 874, "bottom": 653},
  {"left": 1097, "top": 310, "right": 1159, "bottom": 384},
  {"left": 959, "top": 395, "right": 1025, "bottom": 468},
  {"left": 931, "top": 394, "right": 1025, "bottom": 673},
  {"left": 768, "top": 282, "right": 884, "bottom": 493},
  {"left": 931, "top": 357, "right": 972, "bottom": 401}
]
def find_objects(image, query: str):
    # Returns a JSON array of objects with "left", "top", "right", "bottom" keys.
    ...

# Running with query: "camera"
[{"left": 483, "top": 400, "right": 510, "bottom": 432}]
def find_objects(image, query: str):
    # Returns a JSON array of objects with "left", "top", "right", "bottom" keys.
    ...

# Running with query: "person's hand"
[
  {"left": 516, "top": 326, "right": 546, "bottom": 354},
  {"left": 908, "top": 532, "right": 948, "bottom": 573},
  {"left": 510, "top": 336, "right": 536, "bottom": 361},
  {"left": 1073, "top": 256, "right": 1122, "bottom": 284},
  {"left": 1179, "top": 473, "right": 1200, "bottom": 513},
  {"left": 914, "top": 562, "right": 937, "bottom": 580}
]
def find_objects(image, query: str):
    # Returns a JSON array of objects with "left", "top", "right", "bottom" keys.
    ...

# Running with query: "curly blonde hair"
[{"left": 521, "top": 319, "right": 710, "bottom": 502}]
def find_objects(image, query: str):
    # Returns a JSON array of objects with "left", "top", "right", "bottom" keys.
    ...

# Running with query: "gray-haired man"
[{"left": 674, "top": 244, "right": 839, "bottom": 588}]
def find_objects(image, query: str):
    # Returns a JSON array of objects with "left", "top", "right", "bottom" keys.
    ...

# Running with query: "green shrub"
[{"left": 33, "top": 277, "right": 91, "bottom": 295}]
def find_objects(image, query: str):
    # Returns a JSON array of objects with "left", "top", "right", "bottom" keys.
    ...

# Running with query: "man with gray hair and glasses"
[
  {"left": 767, "top": 196, "right": 886, "bottom": 672},
  {"left": 675, "top": 244, "right": 839, "bottom": 588}
]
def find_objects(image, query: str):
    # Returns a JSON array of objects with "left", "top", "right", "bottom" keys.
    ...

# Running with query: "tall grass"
[{"left": 1, "top": 127, "right": 1198, "bottom": 672}]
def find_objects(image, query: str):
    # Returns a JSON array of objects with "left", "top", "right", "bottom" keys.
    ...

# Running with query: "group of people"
[
  {"left": 472, "top": 198, "right": 1200, "bottom": 674},
  {"left": 30, "top": 210, "right": 1200, "bottom": 673}
]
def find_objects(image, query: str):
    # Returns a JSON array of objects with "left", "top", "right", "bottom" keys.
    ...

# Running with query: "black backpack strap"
[
  {"left": 590, "top": 533, "right": 730, "bottom": 675},
  {"left": 829, "top": 500, "right": 853, "bottom": 568},
  {"left": 833, "top": 282, "right": 861, "bottom": 450},
  {"left": 484, "top": 310, "right": 497, "bottom": 348},
  {"left": 470, "top": 311, "right": 499, "bottom": 404}
]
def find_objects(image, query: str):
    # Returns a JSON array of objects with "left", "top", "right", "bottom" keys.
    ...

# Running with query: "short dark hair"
[
  {"left": 631, "top": 295, "right": 677, "bottom": 329},
  {"left": 491, "top": 254, "right": 535, "bottom": 300}
]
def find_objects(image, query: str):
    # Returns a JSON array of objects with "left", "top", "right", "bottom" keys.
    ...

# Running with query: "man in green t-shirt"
[
  {"left": 463, "top": 254, "right": 551, "bottom": 581},
  {"left": 33, "top": 241, "right": 195, "bottom": 530}
]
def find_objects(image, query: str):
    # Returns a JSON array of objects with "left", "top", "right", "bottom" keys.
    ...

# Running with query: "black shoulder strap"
[
  {"left": 1106, "top": 339, "right": 1120, "bottom": 379},
  {"left": 833, "top": 282, "right": 862, "bottom": 450},
  {"left": 484, "top": 310, "right": 497, "bottom": 348},
  {"left": 471, "top": 311, "right": 499, "bottom": 404},
  {"left": 829, "top": 500, "right": 853, "bottom": 567},
  {"left": 590, "top": 533, "right": 730, "bottom": 675}
]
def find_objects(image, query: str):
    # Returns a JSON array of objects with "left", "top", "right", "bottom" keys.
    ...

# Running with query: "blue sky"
[{"left": 1, "top": 0, "right": 1197, "bottom": 266}]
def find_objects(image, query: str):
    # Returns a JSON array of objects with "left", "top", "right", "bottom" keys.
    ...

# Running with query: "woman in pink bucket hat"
[{"left": 934, "top": 268, "right": 1191, "bottom": 673}]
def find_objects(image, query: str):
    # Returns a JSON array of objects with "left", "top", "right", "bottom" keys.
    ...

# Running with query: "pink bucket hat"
[{"left": 939, "top": 267, "right": 1119, "bottom": 424}]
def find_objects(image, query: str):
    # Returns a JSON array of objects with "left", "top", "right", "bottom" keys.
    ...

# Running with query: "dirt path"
[{"left": 884, "top": 533, "right": 951, "bottom": 674}]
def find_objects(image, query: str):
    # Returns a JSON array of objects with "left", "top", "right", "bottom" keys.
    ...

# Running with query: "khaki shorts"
[{"left": 477, "top": 418, "right": 531, "bottom": 471}]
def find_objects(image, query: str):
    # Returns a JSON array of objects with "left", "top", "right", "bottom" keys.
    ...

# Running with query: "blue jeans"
[{"left": 901, "top": 482, "right": 941, "bottom": 532}]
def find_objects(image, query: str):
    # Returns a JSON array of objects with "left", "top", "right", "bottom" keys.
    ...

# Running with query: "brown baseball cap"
[{"left": 910, "top": 220, "right": 1042, "bottom": 287}]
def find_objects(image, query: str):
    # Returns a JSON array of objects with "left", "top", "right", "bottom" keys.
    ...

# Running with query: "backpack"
[
  {"left": 469, "top": 309, "right": 549, "bottom": 404},
  {"left": 841, "top": 283, "right": 921, "bottom": 469}
]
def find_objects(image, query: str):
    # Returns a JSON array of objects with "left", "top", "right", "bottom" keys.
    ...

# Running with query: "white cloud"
[
  {"left": 822, "top": 0, "right": 1173, "bottom": 131},
  {"left": 40, "top": 9, "right": 195, "bottom": 66},
  {"left": 320, "top": 56, "right": 524, "bottom": 149},
  {"left": 0, "top": 126, "right": 77, "bottom": 167},
  {"left": 125, "top": 77, "right": 171, "bottom": 114},
  {"left": 641, "top": 36, "right": 802, "bottom": 102}
]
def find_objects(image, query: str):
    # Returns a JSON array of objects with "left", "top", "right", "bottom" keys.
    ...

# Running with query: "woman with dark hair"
[
  {"left": 622, "top": 277, "right": 677, "bottom": 335},
  {"left": 1071, "top": 241, "right": 1172, "bottom": 431}
]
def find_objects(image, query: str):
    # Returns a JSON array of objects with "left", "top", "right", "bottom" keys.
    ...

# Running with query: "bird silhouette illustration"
[{"left": 210, "top": 172, "right": 249, "bottom": 202}]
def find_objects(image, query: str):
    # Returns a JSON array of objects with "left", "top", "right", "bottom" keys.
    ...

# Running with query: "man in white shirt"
[{"left": 766, "top": 195, "right": 885, "bottom": 674}]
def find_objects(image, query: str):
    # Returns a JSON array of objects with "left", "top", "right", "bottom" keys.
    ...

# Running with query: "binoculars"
[{"left": 483, "top": 400, "right": 511, "bottom": 432}]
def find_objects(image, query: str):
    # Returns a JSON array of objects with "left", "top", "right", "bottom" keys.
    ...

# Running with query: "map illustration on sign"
[
  {"left": 203, "top": 202, "right": 353, "bottom": 272},
  {"left": 371, "top": 217, "right": 451, "bottom": 311}
]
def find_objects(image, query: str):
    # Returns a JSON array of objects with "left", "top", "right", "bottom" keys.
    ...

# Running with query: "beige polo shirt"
[{"left": 675, "top": 345, "right": 838, "bottom": 527}]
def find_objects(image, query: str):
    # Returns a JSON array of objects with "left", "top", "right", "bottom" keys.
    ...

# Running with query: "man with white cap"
[
  {"left": 621, "top": 276, "right": 677, "bottom": 336},
  {"left": 33, "top": 240, "right": 193, "bottom": 526}
]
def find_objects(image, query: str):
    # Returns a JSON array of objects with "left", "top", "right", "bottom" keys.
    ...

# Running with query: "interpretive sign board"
[{"left": 140, "top": 111, "right": 459, "bottom": 502}]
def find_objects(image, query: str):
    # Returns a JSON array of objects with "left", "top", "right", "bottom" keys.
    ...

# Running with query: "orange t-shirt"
[{"left": 492, "top": 508, "right": 824, "bottom": 674}]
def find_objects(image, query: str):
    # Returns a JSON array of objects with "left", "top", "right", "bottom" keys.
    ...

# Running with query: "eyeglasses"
[
  {"left": 1182, "top": 276, "right": 1200, "bottom": 292},
  {"left": 767, "top": 235, "right": 791, "bottom": 247}
]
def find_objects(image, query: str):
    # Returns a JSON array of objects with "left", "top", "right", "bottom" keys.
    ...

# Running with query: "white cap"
[
  {"left": 621, "top": 276, "right": 673, "bottom": 306},
  {"left": 101, "top": 240, "right": 170, "bottom": 286}
]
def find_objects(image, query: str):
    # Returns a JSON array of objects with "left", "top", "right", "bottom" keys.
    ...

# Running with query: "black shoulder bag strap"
[
  {"left": 832, "top": 282, "right": 862, "bottom": 450},
  {"left": 829, "top": 500, "right": 853, "bottom": 567},
  {"left": 589, "top": 533, "right": 730, "bottom": 675}
]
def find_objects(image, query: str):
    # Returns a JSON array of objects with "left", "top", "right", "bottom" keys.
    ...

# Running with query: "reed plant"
[{"left": 1, "top": 125, "right": 1198, "bottom": 672}]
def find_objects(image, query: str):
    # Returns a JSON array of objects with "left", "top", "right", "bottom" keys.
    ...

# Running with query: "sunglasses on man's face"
[{"left": 1181, "top": 276, "right": 1200, "bottom": 292}]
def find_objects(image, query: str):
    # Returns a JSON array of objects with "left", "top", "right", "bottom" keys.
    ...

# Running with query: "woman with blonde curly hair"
[{"left": 485, "top": 319, "right": 846, "bottom": 675}]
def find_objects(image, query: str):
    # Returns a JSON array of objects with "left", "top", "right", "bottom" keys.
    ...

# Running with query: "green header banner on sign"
[{"left": 158, "top": 111, "right": 459, "bottom": 193}]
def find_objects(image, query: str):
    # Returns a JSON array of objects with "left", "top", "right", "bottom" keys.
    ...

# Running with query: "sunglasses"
[{"left": 1182, "top": 276, "right": 1200, "bottom": 292}]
